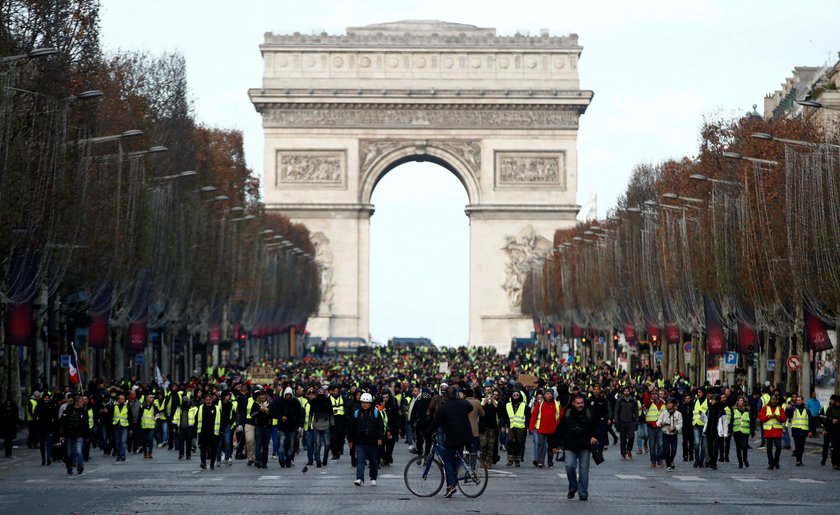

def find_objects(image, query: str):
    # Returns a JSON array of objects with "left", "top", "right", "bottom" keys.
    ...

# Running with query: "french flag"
[{"left": 69, "top": 342, "right": 80, "bottom": 385}]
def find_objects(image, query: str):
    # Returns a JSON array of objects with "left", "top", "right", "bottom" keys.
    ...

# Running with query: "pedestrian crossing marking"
[
  {"left": 379, "top": 474, "right": 401, "bottom": 479},
  {"left": 672, "top": 476, "right": 705, "bottom": 481},
  {"left": 84, "top": 478, "right": 109, "bottom": 482},
  {"left": 24, "top": 479, "right": 47, "bottom": 483},
  {"left": 488, "top": 469, "right": 515, "bottom": 476},
  {"left": 732, "top": 476, "right": 765, "bottom": 482},
  {"left": 556, "top": 473, "right": 567, "bottom": 479},
  {"left": 615, "top": 474, "right": 646, "bottom": 480},
  {"left": 789, "top": 478, "right": 824, "bottom": 484},
  {"left": 259, "top": 475, "right": 281, "bottom": 480}
]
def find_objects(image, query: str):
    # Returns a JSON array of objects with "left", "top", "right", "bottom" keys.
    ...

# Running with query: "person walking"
[
  {"left": 59, "top": 395, "right": 87, "bottom": 475},
  {"left": 758, "top": 395, "right": 786, "bottom": 470},
  {"left": 112, "top": 394, "right": 130, "bottom": 462},
  {"left": 197, "top": 393, "right": 220, "bottom": 470},
  {"left": 275, "top": 387, "right": 302, "bottom": 468},
  {"left": 348, "top": 392, "right": 384, "bottom": 487},
  {"left": 478, "top": 389, "right": 499, "bottom": 468},
  {"left": 691, "top": 388, "right": 708, "bottom": 468},
  {"left": 732, "top": 396, "right": 751, "bottom": 468},
  {"left": 464, "top": 388, "right": 484, "bottom": 468},
  {"left": 787, "top": 394, "right": 813, "bottom": 467},
  {"left": 823, "top": 395, "right": 840, "bottom": 469},
  {"left": 703, "top": 394, "right": 726, "bottom": 470},
  {"left": 34, "top": 392, "right": 56, "bottom": 466},
  {"left": 820, "top": 396, "right": 836, "bottom": 466},
  {"left": 558, "top": 394, "right": 598, "bottom": 502},
  {"left": 678, "top": 392, "right": 694, "bottom": 462},
  {"left": 216, "top": 390, "right": 236, "bottom": 465},
  {"left": 309, "top": 388, "right": 333, "bottom": 467},
  {"left": 529, "top": 389, "right": 562, "bottom": 469},
  {"left": 1, "top": 399, "right": 18, "bottom": 458},
  {"left": 329, "top": 384, "right": 348, "bottom": 462},
  {"left": 250, "top": 389, "right": 272, "bottom": 469},
  {"left": 139, "top": 394, "right": 158, "bottom": 459},
  {"left": 645, "top": 390, "right": 665, "bottom": 468},
  {"left": 614, "top": 387, "right": 638, "bottom": 460},
  {"left": 656, "top": 398, "right": 683, "bottom": 471}
]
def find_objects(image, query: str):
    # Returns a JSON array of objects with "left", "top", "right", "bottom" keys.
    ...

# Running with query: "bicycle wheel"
[
  {"left": 404, "top": 455, "right": 445, "bottom": 497},
  {"left": 456, "top": 459, "right": 488, "bottom": 498}
]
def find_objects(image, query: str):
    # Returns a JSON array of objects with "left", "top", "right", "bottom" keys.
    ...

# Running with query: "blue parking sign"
[{"left": 724, "top": 352, "right": 737, "bottom": 366}]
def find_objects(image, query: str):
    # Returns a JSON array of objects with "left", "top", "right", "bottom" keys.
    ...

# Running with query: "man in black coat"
[
  {"left": 347, "top": 392, "right": 383, "bottom": 486},
  {"left": 425, "top": 386, "right": 474, "bottom": 498},
  {"left": 60, "top": 395, "right": 88, "bottom": 475},
  {"left": 557, "top": 394, "right": 597, "bottom": 501}
]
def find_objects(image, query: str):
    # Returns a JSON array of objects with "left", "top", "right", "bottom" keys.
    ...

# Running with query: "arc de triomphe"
[{"left": 249, "top": 21, "right": 592, "bottom": 351}]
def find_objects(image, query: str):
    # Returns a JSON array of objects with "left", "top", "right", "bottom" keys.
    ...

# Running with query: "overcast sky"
[{"left": 99, "top": 1, "right": 840, "bottom": 346}]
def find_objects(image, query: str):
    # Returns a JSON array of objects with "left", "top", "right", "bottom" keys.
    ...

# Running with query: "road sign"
[
  {"left": 767, "top": 359, "right": 776, "bottom": 371},
  {"left": 654, "top": 350, "right": 664, "bottom": 362},
  {"left": 60, "top": 354, "right": 70, "bottom": 369},
  {"left": 683, "top": 341, "right": 692, "bottom": 353},
  {"left": 786, "top": 355, "right": 801, "bottom": 371},
  {"left": 724, "top": 352, "right": 738, "bottom": 366},
  {"left": 134, "top": 354, "right": 145, "bottom": 366}
]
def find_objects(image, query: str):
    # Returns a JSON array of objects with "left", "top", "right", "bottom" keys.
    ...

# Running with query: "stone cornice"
[{"left": 250, "top": 88, "right": 593, "bottom": 104}]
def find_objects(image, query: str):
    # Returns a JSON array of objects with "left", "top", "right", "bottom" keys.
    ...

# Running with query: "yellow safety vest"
[
  {"left": 197, "top": 405, "right": 221, "bottom": 436},
  {"left": 692, "top": 399, "right": 708, "bottom": 426},
  {"left": 140, "top": 406, "right": 156, "bottom": 430},
  {"left": 760, "top": 393, "right": 770, "bottom": 408},
  {"left": 506, "top": 402, "right": 527, "bottom": 429},
  {"left": 301, "top": 399, "right": 312, "bottom": 431},
  {"left": 535, "top": 400, "right": 561, "bottom": 430},
  {"left": 331, "top": 395, "right": 345, "bottom": 416},
  {"left": 230, "top": 400, "right": 239, "bottom": 428},
  {"left": 762, "top": 406, "right": 783, "bottom": 431},
  {"left": 113, "top": 404, "right": 129, "bottom": 427},
  {"left": 791, "top": 407, "right": 809, "bottom": 431},
  {"left": 646, "top": 402, "right": 663, "bottom": 424},
  {"left": 154, "top": 398, "right": 167, "bottom": 417},
  {"left": 87, "top": 408, "right": 95, "bottom": 429},
  {"left": 245, "top": 398, "right": 255, "bottom": 423},
  {"left": 27, "top": 399, "right": 36, "bottom": 421},
  {"left": 188, "top": 406, "right": 198, "bottom": 426},
  {"left": 732, "top": 409, "right": 750, "bottom": 434}
]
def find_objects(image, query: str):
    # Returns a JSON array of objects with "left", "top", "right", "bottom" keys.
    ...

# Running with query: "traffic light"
[
  {"left": 651, "top": 334, "right": 658, "bottom": 346},
  {"left": 545, "top": 327, "right": 552, "bottom": 338},
  {"left": 613, "top": 334, "right": 619, "bottom": 343},
  {"left": 239, "top": 331, "right": 247, "bottom": 342},
  {"left": 581, "top": 335, "right": 587, "bottom": 344}
]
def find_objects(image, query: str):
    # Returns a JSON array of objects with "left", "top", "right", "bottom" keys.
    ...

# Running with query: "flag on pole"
[
  {"left": 155, "top": 366, "right": 169, "bottom": 390},
  {"left": 69, "top": 342, "right": 80, "bottom": 385}
]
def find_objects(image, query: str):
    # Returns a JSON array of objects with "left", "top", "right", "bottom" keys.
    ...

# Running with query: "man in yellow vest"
[
  {"left": 197, "top": 393, "right": 221, "bottom": 470},
  {"left": 329, "top": 384, "right": 348, "bottom": 462},
  {"left": 758, "top": 395, "right": 787, "bottom": 469},
  {"left": 691, "top": 388, "right": 708, "bottom": 468},
  {"left": 644, "top": 390, "right": 665, "bottom": 468},
  {"left": 177, "top": 395, "right": 198, "bottom": 460},
  {"left": 732, "top": 396, "right": 751, "bottom": 468},
  {"left": 26, "top": 392, "right": 39, "bottom": 449},
  {"left": 786, "top": 394, "right": 813, "bottom": 467},
  {"left": 139, "top": 394, "right": 158, "bottom": 459},
  {"left": 112, "top": 394, "right": 129, "bottom": 462},
  {"left": 505, "top": 390, "right": 528, "bottom": 467}
]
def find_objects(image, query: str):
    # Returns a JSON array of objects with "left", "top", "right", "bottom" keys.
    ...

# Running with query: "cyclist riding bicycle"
[{"left": 425, "top": 386, "right": 474, "bottom": 498}]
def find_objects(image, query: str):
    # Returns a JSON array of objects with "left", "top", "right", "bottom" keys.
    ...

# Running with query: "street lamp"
[
  {"left": 751, "top": 132, "right": 840, "bottom": 150},
  {"left": 722, "top": 151, "right": 778, "bottom": 166},
  {"left": 689, "top": 174, "right": 739, "bottom": 186},
  {"left": 0, "top": 47, "right": 58, "bottom": 64},
  {"left": 797, "top": 99, "right": 840, "bottom": 111}
]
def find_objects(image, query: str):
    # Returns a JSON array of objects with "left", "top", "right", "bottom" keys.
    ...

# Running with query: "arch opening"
[{"left": 369, "top": 161, "right": 469, "bottom": 347}]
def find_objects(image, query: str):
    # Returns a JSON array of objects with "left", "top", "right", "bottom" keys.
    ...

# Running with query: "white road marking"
[
  {"left": 732, "top": 476, "right": 765, "bottom": 482},
  {"left": 789, "top": 478, "right": 824, "bottom": 484},
  {"left": 84, "top": 478, "right": 109, "bottom": 482},
  {"left": 556, "top": 473, "right": 567, "bottom": 479},
  {"left": 25, "top": 479, "right": 48, "bottom": 483},
  {"left": 615, "top": 474, "right": 647, "bottom": 480},
  {"left": 488, "top": 469, "right": 515, "bottom": 476},
  {"left": 259, "top": 475, "right": 281, "bottom": 480},
  {"left": 672, "top": 475, "right": 706, "bottom": 481}
]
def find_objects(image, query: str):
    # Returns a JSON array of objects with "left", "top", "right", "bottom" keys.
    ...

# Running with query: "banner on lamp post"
[
  {"left": 804, "top": 303, "right": 833, "bottom": 352},
  {"left": 704, "top": 295, "right": 726, "bottom": 356},
  {"left": 128, "top": 320, "right": 147, "bottom": 352}
]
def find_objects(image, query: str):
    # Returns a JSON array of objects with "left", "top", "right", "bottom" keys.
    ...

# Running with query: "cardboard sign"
[
  {"left": 518, "top": 373, "right": 538, "bottom": 388},
  {"left": 438, "top": 362, "right": 450, "bottom": 374},
  {"left": 248, "top": 366, "right": 276, "bottom": 385}
]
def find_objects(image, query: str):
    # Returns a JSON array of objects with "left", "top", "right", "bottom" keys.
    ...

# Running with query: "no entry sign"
[{"left": 786, "top": 355, "right": 801, "bottom": 371}]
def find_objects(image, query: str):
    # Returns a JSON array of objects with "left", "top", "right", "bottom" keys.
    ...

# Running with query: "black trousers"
[
  {"left": 178, "top": 427, "right": 193, "bottom": 458},
  {"left": 734, "top": 433, "right": 749, "bottom": 465},
  {"left": 832, "top": 431, "right": 840, "bottom": 466},
  {"left": 707, "top": 435, "right": 720, "bottom": 466},
  {"left": 720, "top": 433, "right": 731, "bottom": 460},
  {"left": 792, "top": 428, "right": 808, "bottom": 463},
  {"left": 682, "top": 426, "right": 694, "bottom": 459},
  {"left": 765, "top": 437, "right": 782, "bottom": 466},
  {"left": 617, "top": 422, "right": 635, "bottom": 456},
  {"left": 199, "top": 432, "right": 219, "bottom": 466},
  {"left": 4, "top": 436, "right": 12, "bottom": 457},
  {"left": 330, "top": 417, "right": 346, "bottom": 458}
]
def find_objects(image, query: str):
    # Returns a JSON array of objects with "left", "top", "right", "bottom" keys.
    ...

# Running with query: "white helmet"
[{"left": 360, "top": 393, "right": 373, "bottom": 403}]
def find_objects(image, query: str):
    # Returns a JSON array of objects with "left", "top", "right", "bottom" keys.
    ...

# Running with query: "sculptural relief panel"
[
  {"left": 494, "top": 151, "right": 566, "bottom": 189},
  {"left": 275, "top": 150, "right": 347, "bottom": 188}
]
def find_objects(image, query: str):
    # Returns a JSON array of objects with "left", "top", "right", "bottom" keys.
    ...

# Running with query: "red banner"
[
  {"left": 572, "top": 324, "right": 583, "bottom": 338},
  {"left": 646, "top": 321, "right": 661, "bottom": 346},
  {"left": 665, "top": 323, "right": 681, "bottom": 344},
  {"left": 209, "top": 324, "right": 222, "bottom": 345},
  {"left": 804, "top": 304, "right": 833, "bottom": 352},
  {"left": 704, "top": 295, "right": 726, "bottom": 355},
  {"left": 737, "top": 319, "right": 758, "bottom": 353},
  {"left": 88, "top": 313, "right": 109, "bottom": 348},
  {"left": 5, "top": 301, "right": 33, "bottom": 346},
  {"left": 623, "top": 323, "right": 637, "bottom": 343},
  {"left": 128, "top": 320, "right": 147, "bottom": 352}
]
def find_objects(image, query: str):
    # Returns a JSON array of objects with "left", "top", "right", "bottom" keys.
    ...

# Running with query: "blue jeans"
[
  {"left": 693, "top": 426, "right": 706, "bottom": 463},
  {"left": 532, "top": 431, "right": 540, "bottom": 460},
  {"left": 439, "top": 444, "right": 458, "bottom": 487},
  {"left": 65, "top": 437, "right": 84, "bottom": 472},
  {"left": 405, "top": 423, "right": 414, "bottom": 445},
  {"left": 156, "top": 421, "right": 169, "bottom": 445},
  {"left": 254, "top": 426, "right": 270, "bottom": 467},
  {"left": 782, "top": 427, "right": 790, "bottom": 448},
  {"left": 271, "top": 426, "right": 279, "bottom": 455},
  {"left": 143, "top": 428, "right": 155, "bottom": 455},
  {"left": 355, "top": 444, "right": 379, "bottom": 481},
  {"left": 309, "top": 428, "right": 330, "bottom": 464},
  {"left": 115, "top": 426, "right": 127, "bottom": 460},
  {"left": 216, "top": 426, "right": 233, "bottom": 461},
  {"left": 278, "top": 430, "right": 295, "bottom": 465},
  {"left": 564, "top": 448, "right": 591, "bottom": 497},
  {"left": 536, "top": 433, "right": 553, "bottom": 465},
  {"left": 636, "top": 427, "right": 648, "bottom": 452},
  {"left": 647, "top": 426, "right": 663, "bottom": 463}
]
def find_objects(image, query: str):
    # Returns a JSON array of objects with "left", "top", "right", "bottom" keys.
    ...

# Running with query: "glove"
[{"left": 237, "top": 425, "right": 243, "bottom": 432}]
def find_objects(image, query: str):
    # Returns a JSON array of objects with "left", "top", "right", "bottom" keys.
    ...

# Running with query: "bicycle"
[{"left": 403, "top": 438, "right": 488, "bottom": 498}]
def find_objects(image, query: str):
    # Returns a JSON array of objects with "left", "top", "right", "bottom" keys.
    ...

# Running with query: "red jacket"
[
  {"left": 529, "top": 400, "right": 563, "bottom": 434},
  {"left": 758, "top": 404, "right": 787, "bottom": 438}
]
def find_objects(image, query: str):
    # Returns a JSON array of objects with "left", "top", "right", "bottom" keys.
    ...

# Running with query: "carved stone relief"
[
  {"left": 262, "top": 106, "right": 579, "bottom": 129},
  {"left": 501, "top": 225, "right": 553, "bottom": 311},
  {"left": 359, "top": 138, "right": 481, "bottom": 178},
  {"left": 495, "top": 151, "right": 565, "bottom": 189},
  {"left": 275, "top": 150, "right": 346, "bottom": 187},
  {"left": 311, "top": 231, "right": 335, "bottom": 316}
]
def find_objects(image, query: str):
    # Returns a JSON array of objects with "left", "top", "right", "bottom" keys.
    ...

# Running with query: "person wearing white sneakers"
[{"left": 348, "top": 393, "right": 383, "bottom": 486}]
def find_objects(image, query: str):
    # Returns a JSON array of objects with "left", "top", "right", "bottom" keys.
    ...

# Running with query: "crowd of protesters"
[{"left": 2, "top": 344, "right": 839, "bottom": 499}]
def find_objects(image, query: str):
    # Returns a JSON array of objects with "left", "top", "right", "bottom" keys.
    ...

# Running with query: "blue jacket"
[{"left": 806, "top": 397, "right": 821, "bottom": 418}]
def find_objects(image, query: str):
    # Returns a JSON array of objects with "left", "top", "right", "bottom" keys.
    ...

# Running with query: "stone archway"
[{"left": 249, "top": 20, "right": 592, "bottom": 351}]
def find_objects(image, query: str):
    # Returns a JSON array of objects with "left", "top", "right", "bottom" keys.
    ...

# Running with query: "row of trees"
[
  {"left": 1, "top": 1, "right": 320, "bottom": 399},
  {"left": 525, "top": 111, "right": 840, "bottom": 395}
]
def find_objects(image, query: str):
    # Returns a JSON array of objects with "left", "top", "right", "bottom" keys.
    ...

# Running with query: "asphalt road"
[{"left": 0, "top": 433, "right": 837, "bottom": 514}]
